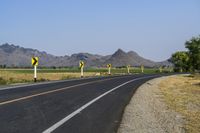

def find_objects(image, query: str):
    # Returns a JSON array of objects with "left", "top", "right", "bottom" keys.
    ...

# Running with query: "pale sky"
[{"left": 0, "top": 0, "right": 200, "bottom": 61}]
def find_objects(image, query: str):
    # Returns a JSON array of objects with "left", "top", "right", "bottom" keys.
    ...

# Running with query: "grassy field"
[
  {"left": 0, "top": 70, "right": 96, "bottom": 85},
  {"left": 0, "top": 67, "right": 171, "bottom": 85},
  {"left": 159, "top": 74, "right": 200, "bottom": 133}
]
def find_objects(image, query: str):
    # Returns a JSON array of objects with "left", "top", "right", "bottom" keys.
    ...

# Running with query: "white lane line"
[{"left": 42, "top": 75, "right": 157, "bottom": 133}]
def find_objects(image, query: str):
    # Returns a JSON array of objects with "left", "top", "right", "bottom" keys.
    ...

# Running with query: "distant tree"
[
  {"left": 171, "top": 51, "right": 189, "bottom": 72},
  {"left": 52, "top": 66, "right": 56, "bottom": 69},
  {"left": 3, "top": 64, "right": 6, "bottom": 68},
  {"left": 185, "top": 36, "right": 200, "bottom": 71}
]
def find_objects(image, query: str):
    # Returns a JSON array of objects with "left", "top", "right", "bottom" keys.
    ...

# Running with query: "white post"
[
  {"left": 127, "top": 66, "right": 130, "bottom": 74},
  {"left": 81, "top": 67, "right": 83, "bottom": 78},
  {"left": 108, "top": 67, "right": 111, "bottom": 75},
  {"left": 159, "top": 67, "right": 162, "bottom": 73},
  {"left": 34, "top": 65, "right": 37, "bottom": 82}
]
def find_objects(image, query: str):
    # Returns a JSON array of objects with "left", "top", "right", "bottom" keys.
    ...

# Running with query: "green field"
[{"left": 0, "top": 67, "right": 172, "bottom": 85}]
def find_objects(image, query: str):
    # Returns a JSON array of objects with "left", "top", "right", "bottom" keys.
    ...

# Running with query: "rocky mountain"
[
  {"left": 104, "top": 49, "right": 157, "bottom": 67},
  {"left": 0, "top": 43, "right": 69, "bottom": 67},
  {"left": 0, "top": 43, "right": 172, "bottom": 67}
]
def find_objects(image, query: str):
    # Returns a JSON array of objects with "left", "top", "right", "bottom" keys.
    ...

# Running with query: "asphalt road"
[{"left": 0, "top": 74, "right": 166, "bottom": 133}]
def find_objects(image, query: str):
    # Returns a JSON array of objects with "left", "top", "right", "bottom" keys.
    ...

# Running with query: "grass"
[
  {"left": 0, "top": 67, "right": 172, "bottom": 85},
  {"left": 158, "top": 74, "right": 200, "bottom": 133},
  {"left": 0, "top": 70, "right": 97, "bottom": 85},
  {"left": 1, "top": 67, "right": 170, "bottom": 73}
]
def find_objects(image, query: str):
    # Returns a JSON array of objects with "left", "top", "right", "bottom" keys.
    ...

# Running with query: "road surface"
[{"left": 0, "top": 74, "right": 165, "bottom": 133}]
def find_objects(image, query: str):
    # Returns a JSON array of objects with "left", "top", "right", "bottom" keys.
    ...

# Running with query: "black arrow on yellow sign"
[
  {"left": 79, "top": 61, "right": 84, "bottom": 68},
  {"left": 107, "top": 64, "right": 111, "bottom": 68},
  {"left": 32, "top": 57, "right": 38, "bottom": 66}
]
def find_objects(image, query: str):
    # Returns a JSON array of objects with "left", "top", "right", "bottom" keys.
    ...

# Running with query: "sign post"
[
  {"left": 127, "top": 65, "right": 130, "bottom": 74},
  {"left": 141, "top": 65, "right": 144, "bottom": 73},
  {"left": 159, "top": 66, "right": 163, "bottom": 73},
  {"left": 79, "top": 61, "right": 84, "bottom": 78},
  {"left": 32, "top": 57, "right": 38, "bottom": 82},
  {"left": 107, "top": 64, "right": 111, "bottom": 75},
  {"left": 34, "top": 65, "right": 37, "bottom": 82}
]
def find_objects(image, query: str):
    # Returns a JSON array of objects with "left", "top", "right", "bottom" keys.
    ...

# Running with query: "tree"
[
  {"left": 171, "top": 51, "right": 189, "bottom": 72},
  {"left": 185, "top": 36, "right": 200, "bottom": 71}
]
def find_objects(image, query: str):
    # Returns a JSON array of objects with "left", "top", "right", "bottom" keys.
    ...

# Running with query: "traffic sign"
[
  {"left": 32, "top": 57, "right": 38, "bottom": 66},
  {"left": 79, "top": 61, "right": 84, "bottom": 78},
  {"left": 31, "top": 57, "right": 38, "bottom": 82},
  {"left": 79, "top": 61, "right": 84, "bottom": 68},
  {"left": 107, "top": 64, "right": 111, "bottom": 68}
]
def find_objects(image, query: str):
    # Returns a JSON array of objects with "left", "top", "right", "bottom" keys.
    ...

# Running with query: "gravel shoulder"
[{"left": 118, "top": 76, "right": 185, "bottom": 133}]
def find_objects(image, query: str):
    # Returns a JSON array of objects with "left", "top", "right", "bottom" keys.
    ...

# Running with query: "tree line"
[{"left": 171, "top": 35, "right": 200, "bottom": 72}]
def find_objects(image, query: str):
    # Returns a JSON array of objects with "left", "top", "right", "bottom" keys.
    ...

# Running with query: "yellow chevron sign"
[
  {"left": 107, "top": 64, "right": 111, "bottom": 68},
  {"left": 79, "top": 61, "right": 84, "bottom": 68},
  {"left": 32, "top": 57, "right": 38, "bottom": 66}
]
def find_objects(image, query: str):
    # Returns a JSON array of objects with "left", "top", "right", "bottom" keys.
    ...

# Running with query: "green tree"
[
  {"left": 185, "top": 36, "right": 200, "bottom": 71},
  {"left": 171, "top": 51, "right": 189, "bottom": 72}
]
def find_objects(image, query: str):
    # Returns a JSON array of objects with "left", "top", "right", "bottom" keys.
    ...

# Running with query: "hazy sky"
[{"left": 0, "top": 0, "right": 200, "bottom": 61}]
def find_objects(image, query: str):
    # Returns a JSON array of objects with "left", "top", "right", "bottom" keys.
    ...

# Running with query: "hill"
[
  {"left": 0, "top": 43, "right": 172, "bottom": 67},
  {"left": 104, "top": 49, "right": 157, "bottom": 67}
]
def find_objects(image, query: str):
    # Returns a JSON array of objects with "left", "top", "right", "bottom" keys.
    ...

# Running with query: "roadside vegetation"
[
  {"left": 0, "top": 70, "right": 96, "bottom": 85},
  {"left": 161, "top": 35, "right": 200, "bottom": 132},
  {"left": 0, "top": 67, "right": 171, "bottom": 85},
  {"left": 171, "top": 35, "right": 200, "bottom": 72},
  {"left": 159, "top": 74, "right": 200, "bottom": 133}
]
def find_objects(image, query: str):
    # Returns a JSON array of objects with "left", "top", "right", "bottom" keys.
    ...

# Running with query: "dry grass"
[
  {"left": 159, "top": 75, "right": 200, "bottom": 133},
  {"left": 0, "top": 70, "right": 97, "bottom": 84}
]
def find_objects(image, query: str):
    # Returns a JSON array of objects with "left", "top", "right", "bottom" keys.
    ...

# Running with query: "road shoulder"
[{"left": 117, "top": 76, "right": 185, "bottom": 133}]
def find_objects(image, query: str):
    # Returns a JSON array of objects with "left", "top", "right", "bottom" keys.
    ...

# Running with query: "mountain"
[
  {"left": 104, "top": 49, "right": 157, "bottom": 67},
  {"left": 0, "top": 43, "right": 172, "bottom": 67},
  {"left": 0, "top": 43, "right": 69, "bottom": 67},
  {"left": 63, "top": 53, "right": 106, "bottom": 67}
]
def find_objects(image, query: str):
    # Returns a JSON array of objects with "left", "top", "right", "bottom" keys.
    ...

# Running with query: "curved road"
[{"left": 0, "top": 74, "right": 166, "bottom": 133}]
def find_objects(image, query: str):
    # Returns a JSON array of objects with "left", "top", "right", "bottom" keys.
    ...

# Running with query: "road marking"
[
  {"left": 42, "top": 75, "right": 157, "bottom": 133},
  {"left": 0, "top": 77, "right": 125, "bottom": 106}
]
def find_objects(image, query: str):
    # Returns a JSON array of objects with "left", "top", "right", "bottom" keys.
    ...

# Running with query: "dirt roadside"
[{"left": 117, "top": 75, "right": 195, "bottom": 133}]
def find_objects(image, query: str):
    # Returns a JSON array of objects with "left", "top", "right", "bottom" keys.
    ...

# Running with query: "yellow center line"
[{"left": 0, "top": 77, "right": 120, "bottom": 106}]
